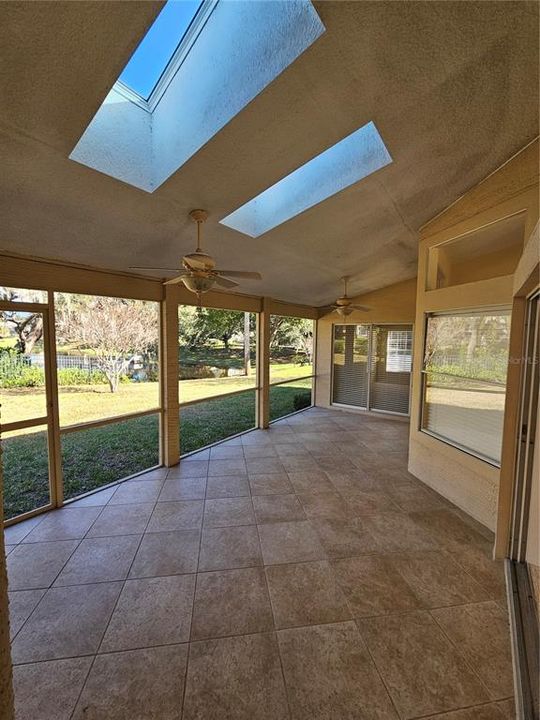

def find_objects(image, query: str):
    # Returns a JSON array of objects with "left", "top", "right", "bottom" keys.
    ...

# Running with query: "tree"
[
  {"left": 56, "top": 295, "right": 158, "bottom": 393},
  {"left": 0, "top": 288, "right": 44, "bottom": 354}
]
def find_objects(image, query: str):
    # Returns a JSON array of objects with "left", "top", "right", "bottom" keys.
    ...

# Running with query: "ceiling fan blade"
[
  {"left": 213, "top": 276, "right": 239, "bottom": 289},
  {"left": 319, "top": 305, "right": 337, "bottom": 315},
  {"left": 163, "top": 275, "right": 189, "bottom": 286},
  {"left": 129, "top": 266, "right": 181, "bottom": 272},
  {"left": 349, "top": 304, "right": 371, "bottom": 311},
  {"left": 214, "top": 270, "right": 262, "bottom": 280}
]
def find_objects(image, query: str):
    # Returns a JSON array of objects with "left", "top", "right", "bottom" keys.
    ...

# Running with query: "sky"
[{"left": 119, "top": 0, "right": 202, "bottom": 98}]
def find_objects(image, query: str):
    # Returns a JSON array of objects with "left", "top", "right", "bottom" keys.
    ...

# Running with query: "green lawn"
[
  {"left": 3, "top": 362, "right": 308, "bottom": 429},
  {"left": 2, "top": 377, "right": 312, "bottom": 520}
]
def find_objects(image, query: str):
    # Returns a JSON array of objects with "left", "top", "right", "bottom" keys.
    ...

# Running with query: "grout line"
[{"left": 68, "top": 487, "right": 162, "bottom": 719}]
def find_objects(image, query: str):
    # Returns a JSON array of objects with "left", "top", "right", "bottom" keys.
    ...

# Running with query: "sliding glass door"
[
  {"left": 332, "top": 323, "right": 413, "bottom": 416},
  {"left": 332, "top": 325, "right": 370, "bottom": 408}
]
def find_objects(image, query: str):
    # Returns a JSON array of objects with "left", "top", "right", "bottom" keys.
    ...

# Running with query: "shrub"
[
  {"left": 57, "top": 368, "right": 107, "bottom": 386},
  {"left": 293, "top": 391, "right": 311, "bottom": 411},
  {"left": 1, "top": 365, "right": 44, "bottom": 388}
]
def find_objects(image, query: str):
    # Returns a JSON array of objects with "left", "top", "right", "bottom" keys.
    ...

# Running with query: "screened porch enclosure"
[{"left": 0, "top": 278, "right": 316, "bottom": 525}]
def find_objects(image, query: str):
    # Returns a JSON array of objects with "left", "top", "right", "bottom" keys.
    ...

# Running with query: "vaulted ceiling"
[{"left": 0, "top": 1, "right": 538, "bottom": 305}]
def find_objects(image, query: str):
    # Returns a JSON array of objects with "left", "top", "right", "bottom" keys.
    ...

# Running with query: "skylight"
[
  {"left": 119, "top": 0, "right": 203, "bottom": 99},
  {"left": 220, "top": 121, "right": 392, "bottom": 237},
  {"left": 70, "top": 0, "right": 326, "bottom": 192}
]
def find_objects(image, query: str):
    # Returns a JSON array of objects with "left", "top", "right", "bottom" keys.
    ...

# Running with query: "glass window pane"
[
  {"left": 269, "top": 316, "right": 314, "bottom": 383},
  {"left": 61, "top": 414, "right": 160, "bottom": 501},
  {"left": 370, "top": 325, "right": 412, "bottom": 414},
  {"left": 422, "top": 310, "right": 511, "bottom": 464},
  {"left": 54, "top": 293, "right": 160, "bottom": 426},
  {"left": 2, "top": 426, "right": 51, "bottom": 521},
  {"left": 1, "top": 310, "right": 47, "bottom": 424},
  {"left": 332, "top": 324, "right": 369, "bottom": 407},
  {"left": 180, "top": 389, "right": 256, "bottom": 455},
  {"left": 270, "top": 378, "right": 312, "bottom": 422},
  {"left": 178, "top": 307, "right": 256, "bottom": 404}
]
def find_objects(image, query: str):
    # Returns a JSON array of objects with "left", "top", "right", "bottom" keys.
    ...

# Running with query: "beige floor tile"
[
  {"left": 158, "top": 476, "right": 207, "bottom": 501},
  {"left": 86, "top": 503, "right": 154, "bottom": 537},
  {"left": 386, "top": 482, "right": 448, "bottom": 512},
  {"left": 243, "top": 444, "right": 278, "bottom": 458},
  {"left": 495, "top": 698, "right": 517, "bottom": 719},
  {"left": 450, "top": 540, "right": 507, "bottom": 598},
  {"left": 432, "top": 601, "right": 514, "bottom": 699},
  {"left": 208, "top": 458, "right": 247, "bottom": 476},
  {"left": 315, "top": 456, "right": 356, "bottom": 472},
  {"left": 297, "top": 491, "right": 352, "bottom": 520},
  {"left": 182, "top": 448, "right": 211, "bottom": 459},
  {"left": 203, "top": 497, "right": 255, "bottom": 527},
  {"left": 14, "top": 657, "right": 93, "bottom": 720},
  {"left": 147, "top": 500, "right": 203, "bottom": 532},
  {"left": 73, "top": 645, "right": 187, "bottom": 720},
  {"left": 198, "top": 525, "right": 262, "bottom": 571},
  {"left": 5, "top": 515, "right": 45, "bottom": 544},
  {"left": 420, "top": 704, "right": 507, "bottom": 719},
  {"left": 68, "top": 486, "right": 118, "bottom": 506},
  {"left": 7, "top": 539, "right": 78, "bottom": 590},
  {"left": 249, "top": 473, "right": 294, "bottom": 495},
  {"left": 364, "top": 512, "right": 438, "bottom": 552},
  {"left": 310, "top": 517, "right": 381, "bottom": 559},
  {"left": 266, "top": 560, "right": 351, "bottom": 628},
  {"left": 168, "top": 460, "right": 208, "bottom": 478},
  {"left": 287, "top": 469, "right": 335, "bottom": 493},
  {"left": 54, "top": 535, "right": 140, "bottom": 586},
  {"left": 22, "top": 507, "right": 102, "bottom": 543},
  {"left": 191, "top": 567, "right": 273, "bottom": 640},
  {"left": 358, "top": 611, "right": 489, "bottom": 718},
  {"left": 258, "top": 520, "right": 326, "bottom": 565},
  {"left": 107, "top": 479, "right": 163, "bottom": 505},
  {"left": 183, "top": 633, "right": 289, "bottom": 720},
  {"left": 129, "top": 529, "right": 200, "bottom": 578},
  {"left": 325, "top": 469, "right": 382, "bottom": 493},
  {"left": 391, "top": 551, "right": 489, "bottom": 607},
  {"left": 333, "top": 555, "right": 422, "bottom": 617},
  {"left": 11, "top": 582, "right": 122, "bottom": 663},
  {"left": 8, "top": 588, "right": 46, "bottom": 638},
  {"left": 246, "top": 457, "right": 286, "bottom": 474},
  {"left": 343, "top": 490, "right": 400, "bottom": 516},
  {"left": 280, "top": 456, "right": 318, "bottom": 472},
  {"left": 410, "top": 509, "right": 488, "bottom": 551},
  {"left": 253, "top": 493, "right": 306, "bottom": 523},
  {"left": 278, "top": 621, "right": 398, "bottom": 720},
  {"left": 209, "top": 445, "right": 245, "bottom": 459},
  {"left": 100, "top": 574, "right": 195, "bottom": 652},
  {"left": 206, "top": 474, "right": 250, "bottom": 498}
]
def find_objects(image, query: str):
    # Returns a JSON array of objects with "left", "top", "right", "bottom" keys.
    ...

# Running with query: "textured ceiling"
[{"left": 0, "top": 1, "right": 538, "bottom": 305}]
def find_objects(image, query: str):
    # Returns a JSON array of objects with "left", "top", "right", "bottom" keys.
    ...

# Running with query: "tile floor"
[{"left": 5, "top": 408, "right": 515, "bottom": 719}]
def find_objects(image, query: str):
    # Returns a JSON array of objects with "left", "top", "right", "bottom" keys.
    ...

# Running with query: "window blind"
[{"left": 421, "top": 310, "right": 511, "bottom": 465}]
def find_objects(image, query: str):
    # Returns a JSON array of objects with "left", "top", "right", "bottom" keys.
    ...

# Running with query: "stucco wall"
[
  {"left": 409, "top": 140, "right": 539, "bottom": 531},
  {"left": 315, "top": 277, "right": 417, "bottom": 407}
]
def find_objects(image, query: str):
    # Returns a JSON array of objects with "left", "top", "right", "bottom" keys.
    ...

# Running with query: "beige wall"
[
  {"left": 409, "top": 140, "right": 539, "bottom": 531},
  {"left": 314, "top": 277, "right": 417, "bottom": 407}
]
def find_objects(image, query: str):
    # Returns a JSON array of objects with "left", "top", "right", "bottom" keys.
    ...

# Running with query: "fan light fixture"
[
  {"left": 320, "top": 276, "right": 372, "bottom": 317},
  {"left": 129, "top": 209, "right": 262, "bottom": 303}
]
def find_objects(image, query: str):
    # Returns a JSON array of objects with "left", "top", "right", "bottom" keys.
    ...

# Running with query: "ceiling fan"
[
  {"left": 130, "top": 209, "right": 262, "bottom": 298},
  {"left": 320, "top": 276, "right": 371, "bottom": 317}
]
